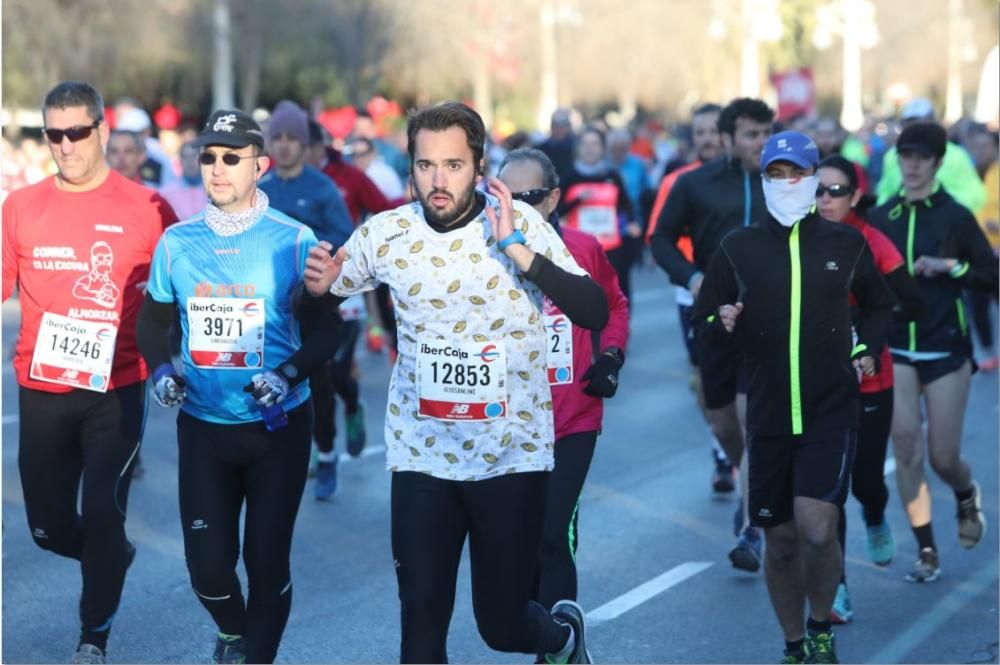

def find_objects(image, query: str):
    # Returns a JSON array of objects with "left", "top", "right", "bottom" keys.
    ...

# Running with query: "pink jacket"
[{"left": 551, "top": 226, "right": 630, "bottom": 440}]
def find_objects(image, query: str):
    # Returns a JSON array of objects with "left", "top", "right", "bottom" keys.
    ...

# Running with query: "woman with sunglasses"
[
  {"left": 815, "top": 155, "right": 926, "bottom": 622},
  {"left": 557, "top": 126, "right": 639, "bottom": 300}
]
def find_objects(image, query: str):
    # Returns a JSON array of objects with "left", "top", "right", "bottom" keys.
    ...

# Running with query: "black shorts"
[
  {"left": 747, "top": 428, "right": 857, "bottom": 529},
  {"left": 697, "top": 333, "right": 746, "bottom": 409},
  {"left": 890, "top": 353, "right": 973, "bottom": 385},
  {"left": 677, "top": 304, "right": 698, "bottom": 366}
]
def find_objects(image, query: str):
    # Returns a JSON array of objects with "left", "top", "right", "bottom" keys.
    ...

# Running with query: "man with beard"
[{"left": 303, "top": 102, "right": 609, "bottom": 664}]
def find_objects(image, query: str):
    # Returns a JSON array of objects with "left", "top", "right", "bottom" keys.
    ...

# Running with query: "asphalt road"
[{"left": 3, "top": 265, "right": 998, "bottom": 664}]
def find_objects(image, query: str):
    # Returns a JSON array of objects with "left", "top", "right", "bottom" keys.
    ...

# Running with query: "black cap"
[
  {"left": 193, "top": 110, "right": 265, "bottom": 149},
  {"left": 896, "top": 122, "right": 947, "bottom": 160}
]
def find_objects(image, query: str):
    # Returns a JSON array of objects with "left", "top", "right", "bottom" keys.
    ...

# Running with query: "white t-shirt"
[{"left": 330, "top": 195, "right": 587, "bottom": 480}]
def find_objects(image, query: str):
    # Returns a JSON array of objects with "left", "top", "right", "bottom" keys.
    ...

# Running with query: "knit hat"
[{"left": 267, "top": 100, "right": 309, "bottom": 145}]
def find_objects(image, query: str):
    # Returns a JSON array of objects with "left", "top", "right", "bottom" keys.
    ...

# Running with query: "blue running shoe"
[
  {"left": 728, "top": 526, "right": 762, "bottom": 573},
  {"left": 864, "top": 519, "right": 895, "bottom": 566},
  {"left": 314, "top": 459, "right": 338, "bottom": 500},
  {"left": 830, "top": 582, "right": 853, "bottom": 624}
]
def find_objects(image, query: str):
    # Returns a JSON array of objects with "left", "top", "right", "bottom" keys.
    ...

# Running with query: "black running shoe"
[
  {"left": 212, "top": 635, "right": 246, "bottom": 664},
  {"left": 549, "top": 600, "right": 592, "bottom": 664}
]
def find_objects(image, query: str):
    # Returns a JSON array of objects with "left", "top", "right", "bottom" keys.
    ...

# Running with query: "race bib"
[
  {"left": 577, "top": 205, "right": 617, "bottom": 237},
  {"left": 339, "top": 294, "right": 367, "bottom": 322},
  {"left": 416, "top": 338, "right": 507, "bottom": 421},
  {"left": 30, "top": 313, "right": 117, "bottom": 392},
  {"left": 187, "top": 297, "right": 265, "bottom": 369},
  {"left": 544, "top": 306, "right": 573, "bottom": 385}
]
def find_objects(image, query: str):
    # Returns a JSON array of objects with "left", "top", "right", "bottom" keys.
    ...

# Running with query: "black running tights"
[
  {"left": 176, "top": 403, "right": 312, "bottom": 663},
  {"left": 391, "top": 470, "right": 570, "bottom": 663}
]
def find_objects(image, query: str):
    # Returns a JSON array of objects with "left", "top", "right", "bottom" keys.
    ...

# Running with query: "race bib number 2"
[
  {"left": 187, "top": 297, "right": 265, "bottom": 369},
  {"left": 416, "top": 338, "right": 507, "bottom": 420},
  {"left": 30, "top": 313, "right": 117, "bottom": 392},
  {"left": 544, "top": 310, "right": 574, "bottom": 385}
]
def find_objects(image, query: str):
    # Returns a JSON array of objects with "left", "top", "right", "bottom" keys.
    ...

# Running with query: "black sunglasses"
[
  {"left": 816, "top": 183, "right": 854, "bottom": 198},
  {"left": 198, "top": 152, "right": 257, "bottom": 166},
  {"left": 43, "top": 120, "right": 101, "bottom": 144},
  {"left": 511, "top": 188, "right": 553, "bottom": 205}
]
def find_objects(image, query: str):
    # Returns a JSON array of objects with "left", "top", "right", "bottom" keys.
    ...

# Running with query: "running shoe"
[
  {"left": 212, "top": 634, "right": 246, "bottom": 664},
  {"left": 781, "top": 650, "right": 805, "bottom": 664},
  {"left": 829, "top": 583, "right": 853, "bottom": 624},
  {"left": 712, "top": 449, "right": 736, "bottom": 493},
  {"left": 863, "top": 519, "right": 895, "bottom": 566},
  {"left": 728, "top": 526, "right": 762, "bottom": 573},
  {"left": 314, "top": 459, "right": 338, "bottom": 501},
  {"left": 904, "top": 547, "right": 940, "bottom": 583},
  {"left": 957, "top": 480, "right": 986, "bottom": 549},
  {"left": 346, "top": 402, "right": 367, "bottom": 457},
  {"left": 804, "top": 631, "right": 837, "bottom": 664},
  {"left": 72, "top": 644, "right": 106, "bottom": 664},
  {"left": 549, "top": 599, "right": 592, "bottom": 664}
]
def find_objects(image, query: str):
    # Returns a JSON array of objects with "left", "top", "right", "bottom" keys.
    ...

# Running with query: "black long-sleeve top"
[
  {"left": 870, "top": 186, "right": 999, "bottom": 356},
  {"left": 650, "top": 156, "right": 766, "bottom": 288},
  {"left": 692, "top": 212, "right": 895, "bottom": 436}
]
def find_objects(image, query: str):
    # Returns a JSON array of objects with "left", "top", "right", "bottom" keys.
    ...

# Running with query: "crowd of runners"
[{"left": 2, "top": 75, "right": 998, "bottom": 665}]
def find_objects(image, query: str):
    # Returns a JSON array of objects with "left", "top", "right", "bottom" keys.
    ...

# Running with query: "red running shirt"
[
  {"left": 844, "top": 211, "right": 903, "bottom": 393},
  {"left": 2, "top": 171, "right": 177, "bottom": 392}
]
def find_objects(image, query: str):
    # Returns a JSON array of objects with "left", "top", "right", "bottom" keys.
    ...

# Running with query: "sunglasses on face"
[
  {"left": 198, "top": 152, "right": 256, "bottom": 166},
  {"left": 511, "top": 188, "right": 553, "bottom": 205},
  {"left": 815, "top": 183, "right": 854, "bottom": 198},
  {"left": 43, "top": 120, "right": 101, "bottom": 144}
]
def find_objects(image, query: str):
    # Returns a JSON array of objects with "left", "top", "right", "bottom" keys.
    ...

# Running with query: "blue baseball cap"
[{"left": 761, "top": 131, "right": 820, "bottom": 171}]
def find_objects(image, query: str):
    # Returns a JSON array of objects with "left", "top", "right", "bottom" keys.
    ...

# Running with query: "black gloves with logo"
[{"left": 582, "top": 347, "right": 624, "bottom": 398}]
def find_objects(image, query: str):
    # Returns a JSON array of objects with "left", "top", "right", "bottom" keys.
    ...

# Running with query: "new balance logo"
[
  {"left": 758, "top": 508, "right": 772, "bottom": 518},
  {"left": 449, "top": 404, "right": 470, "bottom": 415},
  {"left": 825, "top": 261, "right": 839, "bottom": 271},
  {"left": 191, "top": 519, "right": 208, "bottom": 530}
]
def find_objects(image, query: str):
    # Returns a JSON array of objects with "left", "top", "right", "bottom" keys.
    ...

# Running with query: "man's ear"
[{"left": 256, "top": 154, "right": 271, "bottom": 174}]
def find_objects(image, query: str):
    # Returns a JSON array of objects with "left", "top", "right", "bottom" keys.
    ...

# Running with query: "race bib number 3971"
[
  {"left": 187, "top": 297, "right": 265, "bottom": 369},
  {"left": 416, "top": 338, "right": 507, "bottom": 421},
  {"left": 30, "top": 313, "right": 117, "bottom": 392}
]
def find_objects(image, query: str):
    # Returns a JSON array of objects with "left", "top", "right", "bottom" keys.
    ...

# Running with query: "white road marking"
[{"left": 587, "top": 561, "right": 714, "bottom": 624}]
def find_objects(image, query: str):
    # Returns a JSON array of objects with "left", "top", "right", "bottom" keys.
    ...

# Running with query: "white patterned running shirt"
[{"left": 329, "top": 194, "right": 587, "bottom": 480}]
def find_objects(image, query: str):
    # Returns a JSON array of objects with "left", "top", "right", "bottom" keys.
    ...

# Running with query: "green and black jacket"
[
  {"left": 692, "top": 211, "right": 894, "bottom": 436},
  {"left": 870, "top": 185, "right": 998, "bottom": 357}
]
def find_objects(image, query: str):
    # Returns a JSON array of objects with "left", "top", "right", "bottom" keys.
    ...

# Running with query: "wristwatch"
[{"left": 497, "top": 230, "right": 527, "bottom": 251}]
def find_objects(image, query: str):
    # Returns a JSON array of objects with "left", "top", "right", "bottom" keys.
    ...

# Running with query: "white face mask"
[{"left": 762, "top": 174, "right": 818, "bottom": 227}]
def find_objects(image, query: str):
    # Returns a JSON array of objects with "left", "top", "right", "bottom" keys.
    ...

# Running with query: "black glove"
[{"left": 583, "top": 350, "right": 622, "bottom": 398}]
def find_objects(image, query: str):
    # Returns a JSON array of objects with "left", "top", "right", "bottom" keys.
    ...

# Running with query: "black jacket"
[
  {"left": 870, "top": 186, "right": 999, "bottom": 356},
  {"left": 692, "top": 212, "right": 894, "bottom": 436},
  {"left": 650, "top": 156, "right": 766, "bottom": 288}
]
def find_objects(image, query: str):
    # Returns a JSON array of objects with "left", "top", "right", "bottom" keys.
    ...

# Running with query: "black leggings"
[
  {"left": 18, "top": 383, "right": 145, "bottom": 649},
  {"left": 391, "top": 470, "right": 569, "bottom": 663},
  {"left": 536, "top": 431, "right": 598, "bottom": 611},
  {"left": 838, "top": 387, "right": 893, "bottom": 579},
  {"left": 177, "top": 402, "right": 312, "bottom": 664},
  {"left": 310, "top": 321, "right": 361, "bottom": 453}
]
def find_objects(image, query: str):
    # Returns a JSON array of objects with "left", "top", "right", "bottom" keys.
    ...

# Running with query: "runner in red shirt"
[
  {"left": 1, "top": 81, "right": 177, "bottom": 665},
  {"left": 499, "top": 147, "right": 630, "bottom": 614},
  {"left": 816, "top": 155, "right": 925, "bottom": 623}
]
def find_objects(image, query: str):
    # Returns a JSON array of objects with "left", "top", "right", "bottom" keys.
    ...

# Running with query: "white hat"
[
  {"left": 900, "top": 97, "right": 934, "bottom": 121},
  {"left": 116, "top": 108, "right": 152, "bottom": 132}
]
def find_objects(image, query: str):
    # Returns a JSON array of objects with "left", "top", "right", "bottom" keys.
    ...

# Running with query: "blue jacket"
[{"left": 260, "top": 164, "right": 354, "bottom": 248}]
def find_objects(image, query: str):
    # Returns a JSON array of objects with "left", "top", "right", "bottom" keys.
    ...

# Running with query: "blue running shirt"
[{"left": 147, "top": 208, "right": 317, "bottom": 424}]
